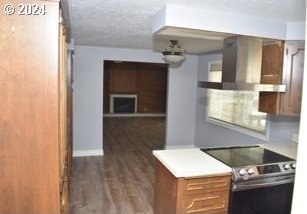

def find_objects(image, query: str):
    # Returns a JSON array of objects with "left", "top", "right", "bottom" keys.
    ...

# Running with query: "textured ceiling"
[
  {"left": 70, "top": 0, "right": 165, "bottom": 49},
  {"left": 67, "top": 0, "right": 305, "bottom": 53}
]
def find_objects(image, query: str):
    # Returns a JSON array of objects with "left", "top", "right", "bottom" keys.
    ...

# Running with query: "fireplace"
[{"left": 110, "top": 94, "right": 137, "bottom": 113}]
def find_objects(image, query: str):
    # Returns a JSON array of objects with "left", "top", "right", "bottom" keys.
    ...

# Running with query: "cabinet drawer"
[
  {"left": 179, "top": 191, "right": 229, "bottom": 214},
  {"left": 180, "top": 176, "right": 230, "bottom": 195}
]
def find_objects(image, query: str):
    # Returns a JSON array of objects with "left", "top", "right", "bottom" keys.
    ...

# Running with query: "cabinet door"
[
  {"left": 259, "top": 41, "right": 304, "bottom": 116},
  {"left": 280, "top": 42, "right": 305, "bottom": 116},
  {"left": 0, "top": 1, "right": 61, "bottom": 213},
  {"left": 177, "top": 176, "right": 230, "bottom": 214},
  {"left": 258, "top": 41, "right": 284, "bottom": 114},
  {"left": 179, "top": 176, "right": 230, "bottom": 195},
  {"left": 179, "top": 191, "right": 229, "bottom": 214}
]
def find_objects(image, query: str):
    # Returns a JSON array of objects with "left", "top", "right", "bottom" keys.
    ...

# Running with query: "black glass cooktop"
[{"left": 201, "top": 146, "right": 294, "bottom": 167}]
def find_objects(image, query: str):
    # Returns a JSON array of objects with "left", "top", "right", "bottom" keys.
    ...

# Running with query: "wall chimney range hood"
[{"left": 198, "top": 36, "right": 286, "bottom": 92}]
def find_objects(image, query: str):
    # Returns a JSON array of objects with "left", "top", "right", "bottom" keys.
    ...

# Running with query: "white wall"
[
  {"left": 194, "top": 53, "right": 300, "bottom": 148},
  {"left": 153, "top": 5, "right": 305, "bottom": 40},
  {"left": 73, "top": 45, "right": 198, "bottom": 155},
  {"left": 287, "top": 22, "right": 306, "bottom": 40}
]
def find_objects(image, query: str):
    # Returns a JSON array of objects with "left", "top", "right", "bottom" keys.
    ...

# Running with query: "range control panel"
[{"left": 232, "top": 161, "right": 296, "bottom": 181}]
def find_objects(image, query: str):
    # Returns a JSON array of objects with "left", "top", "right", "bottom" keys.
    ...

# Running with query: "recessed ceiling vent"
[{"left": 198, "top": 36, "right": 286, "bottom": 92}]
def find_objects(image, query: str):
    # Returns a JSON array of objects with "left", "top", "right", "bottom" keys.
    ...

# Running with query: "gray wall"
[
  {"left": 165, "top": 56, "right": 198, "bottom": 149},
  {"left": 73, "top": 45, "right": 198, "bottom": 154},
  {"left": 194, "top": 53, "right": 300, "bottom": 148},
  {"left": 73, "top": 47, "right": 299, "bottom": 154}
]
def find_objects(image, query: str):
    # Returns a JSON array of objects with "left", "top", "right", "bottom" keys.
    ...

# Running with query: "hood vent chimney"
[{"left": 198, "top": 36, "right": 286, "bottom": 92}]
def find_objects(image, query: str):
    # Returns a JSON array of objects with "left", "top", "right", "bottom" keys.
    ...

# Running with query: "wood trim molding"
[
  {"left": 73, "top": 149, "right": 104, "bottom": 157},
  {"left": 103, "top": 113, "right": 166, "bottom": 117}
]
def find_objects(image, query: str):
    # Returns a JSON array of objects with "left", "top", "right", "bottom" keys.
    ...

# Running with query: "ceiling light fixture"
[{"left": 162, "top": 40, "right": 185, "bottom": 64}]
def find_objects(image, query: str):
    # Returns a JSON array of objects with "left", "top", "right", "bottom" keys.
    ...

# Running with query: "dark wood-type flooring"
[{"left": 69, "top": 117, "right": 165, "bottom": 214}]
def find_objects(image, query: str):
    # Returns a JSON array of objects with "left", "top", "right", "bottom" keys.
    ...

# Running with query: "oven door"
[{"left": 230, "top": 176, "right": 294, "bottom": 214}]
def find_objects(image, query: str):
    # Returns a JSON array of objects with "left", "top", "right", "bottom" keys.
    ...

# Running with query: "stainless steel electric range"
[{"left": 201, "top": 145, "right": 296, "bottom": 214}]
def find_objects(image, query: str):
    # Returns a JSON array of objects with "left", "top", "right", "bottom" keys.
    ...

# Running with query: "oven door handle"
[{"left": 232, "top": 177, "right": 294, "bottom": 191}]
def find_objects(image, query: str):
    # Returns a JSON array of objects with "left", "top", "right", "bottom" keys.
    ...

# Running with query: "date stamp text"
[{"left": 3, "top": 4, "right": 46, "bottom": 15}]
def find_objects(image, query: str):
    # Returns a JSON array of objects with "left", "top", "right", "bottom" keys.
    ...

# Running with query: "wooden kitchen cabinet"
[
  {"left": 0, "top": 0, "right": 72, "bottom": 213},
  {"left": 154, "top": 161, "right": 231, "bottom": 214},
  {"left": 259, "top": 41, "right": 305, "bottom": 116}
]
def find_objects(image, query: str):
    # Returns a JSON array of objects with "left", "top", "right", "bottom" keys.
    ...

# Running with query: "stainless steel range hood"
[{"left": 198, "top": 36, "right": 286, "bottom": 92}]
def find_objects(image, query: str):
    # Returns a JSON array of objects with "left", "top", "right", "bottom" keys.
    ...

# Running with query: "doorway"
[
  {"left": 102, "top": 61, "right": 168, "bottom": 213},
  {"left": 103, "top": 61, "right": 168, "bottom": 115}
]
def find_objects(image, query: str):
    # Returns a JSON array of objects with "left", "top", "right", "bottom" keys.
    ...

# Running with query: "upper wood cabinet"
[{"left": 259, "top": 41, "right": 305, "bottom": 116}]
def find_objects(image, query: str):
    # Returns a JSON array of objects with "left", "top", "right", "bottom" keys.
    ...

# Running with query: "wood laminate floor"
[{"left": 69, "top": 117, "right": 165, "bottom": 214}]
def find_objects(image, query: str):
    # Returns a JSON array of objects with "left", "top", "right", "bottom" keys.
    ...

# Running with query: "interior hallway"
[{"left": 69, "top": 117, "right": 165, "bottom": 214}]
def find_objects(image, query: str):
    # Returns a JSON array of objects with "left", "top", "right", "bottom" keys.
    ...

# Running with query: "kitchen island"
[{"left": 153, "top": 148, "right": 232, "bottom": 214}]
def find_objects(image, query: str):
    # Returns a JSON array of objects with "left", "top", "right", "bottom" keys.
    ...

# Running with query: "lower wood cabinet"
[
  {"left": 154, "top": 161, "right": 231, "bottom": 214},
  {"left": 180, "top": 192, "right": 229, "bottom": 214}
]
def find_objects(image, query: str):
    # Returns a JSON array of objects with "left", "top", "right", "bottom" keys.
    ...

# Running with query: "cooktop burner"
[{"left": 201, "top": 145, "right": 294, "bottom": 167}]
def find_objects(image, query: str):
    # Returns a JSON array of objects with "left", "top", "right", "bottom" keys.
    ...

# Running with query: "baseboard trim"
[
  {"left": 73, "top": 149, "right": 104, "bottom": 157},
  {"left": 164, "top": 145, "right": 195, "bottom": 150},
  {"left": 103, "top": 113, "right": 166, "bottom": 117}
]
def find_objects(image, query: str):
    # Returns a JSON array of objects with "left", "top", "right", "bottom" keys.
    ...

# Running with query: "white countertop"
[
  {"left": 153, "top": 148, "right": 232, "bottom": 178},
  {"left": 153, "top": 144, "right": 298, "bottom": 178},
  {"left": 259, "top": 143, "right": 298, "bottom": 159}
]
